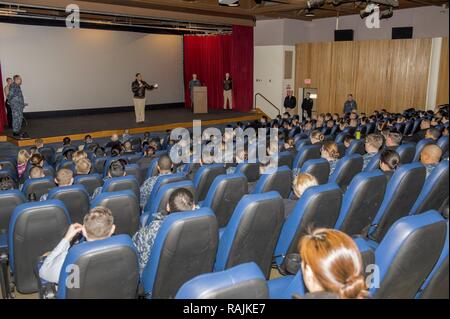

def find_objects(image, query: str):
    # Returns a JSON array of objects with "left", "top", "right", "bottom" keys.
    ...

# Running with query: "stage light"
[
  {"left": 307, "top": 0, "right": 325, "bottom": 9},
  {"left": 379, "top": 6, "right": 393, "bottom": 19},
  {"left": 218, "top": 0, "right": 240, "bottom": 6}
]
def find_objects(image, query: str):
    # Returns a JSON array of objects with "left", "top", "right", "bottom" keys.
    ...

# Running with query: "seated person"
[
  {"left": 75, "top": 158, "right": 92, "bottom": 175},
  {"left": 105, "top": 134, "right": 122, "bottom": 149},
  {"left": 111, "top": 145, "right": 123, "bottom": 157},
  {"left": 384, "top": 132, "right": 402, "bottom": 151},
  {"left": 343, "top": 135, "right": 355, "bottom": 149},
  {"left": 226, "top": 149, "right": 248, "bottom": 175},
  {"left": 122, "top": 129, "right": 131, "bottom": 143},
  {"left": 62, "top": 149, "right": 75, "bottom": 162},
  {"left": 39, "top": 207, "right": 116, "bottom": 284},
  {"left": 363, "top": 134, "right": 383, "bottom": 170},
  {"left": 0, "top": 176, "right": 17, "bottom": 191},
  {"left": 443, "top": 127, "right": 449, "bottom": 137},
  {"left": 93, "top": 146, "right": 105, "bottom": 158},
  {"left": 56, "top": 137, "right": 71, "bottom": 153},
  {"left": 137, "top": 147, "right": 156, "bottom": 168},
  {"left": 133, "top": 188, "right": 195, "bottom": 273},
  {"left": 310, "top": 130, "right": 325, "bottom": 145},
  {"left": 72, "top": 150, "right": 88, "bottom": 164},
  {"left": 320, "top": 141, "right": 340, "bottom": 176},
  {"left": 408, "top": 119, "right": 430, "bottom": 143},
  {"left": 283, "top": 137, "right": 296, "bottom": 154},
  {"left": 379, "top": 150, "right": 400, "bottom": 180},
  {"left": 123, "top": 141, "right": 134, "bottom": 154},
  {"left": 17, "top": 149, "right": 31, "bottom": 179},
  {"left": 296, "top": 228, "right": 368, "bottom": 299},
  {"left": 284, "top": 173, "right": 318, "bottom": 219},
  {"left": 420, "top": 144, "right": 443, "bottom": 177},
  {"left": 91, "top": 160, "right": 127, "bottom": 200},
  {"left": 425, "top": 127, "right": 441, "bottom": 141},
  {"left": 140, "top": 155, "right": 173, "bottom": 209},
  {"left": 35, "top": 138, "right": 45, "bottom": 151},
  {"left": 30, "top": 153, "right": 45, "bottom": 168},
  {"left": 40, "top": 169, "right": 74, "bottom": 201}
]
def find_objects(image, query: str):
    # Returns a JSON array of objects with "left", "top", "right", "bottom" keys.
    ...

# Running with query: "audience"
[
  {"left": 343, "top": 135, "right": 355, "bottom": 149},
  {"left": 379, "top": 150, "right": 400, "bottom": 179},
  {"left": 409, "top": 119, "right": 431, "bottom": 143},
  {"left": 39, "top": 207, "right": 116, "bottom": 284},
  {"left": 29, "top": 166, "right": 45, "bottom": 179},
  {"left": 40, "top": 168, "right": 74, "bottom": 201},
  {"left": 140, "top": 155, "right": 173, "bottom": 209},
  {"left": 133, "top": 188, "right": 195, "bottom": 273},
  {"left": 91, "top": 160, "right": 127, "bottom": 199},
  {"left": 35, "top": 138, "right": 44, "bottom": 151},
  {"left": 425, "top": 127, "right": 441, "bottom": 141},
  {"left": 75, "top": 158, "right": 92, "bottom": 175},
  {"left": 284, "top": 173, "right": 319, "bottom": 219},
  {"left": 0, "top": 176, "right": 16, "bottom": 191},
  {"left": 420, "top": 144, "right": 443, "bottom": 177},
  {"left": 17, "top": 149, "right": 30, "bottom": 178},
  {"left": 363, "top": 134, "right": 383, "bottom": 170},
  {"left": 106, "top": 134, "right": 122, "bottom": 149},
  {"left": 320, "top": 141, "right": 340, "bottom": 175},
  {"left": 30, "top": 153, "right": 45, "bottom": 168},
  {"left": 56, "top": 137, "right": 72, "bottom": 153},
  {"left": 72, "top": 150, "right": 88, "bottom": 164},
  {"left": 310, "top": 130, "right": 325, "bottom": 145},
  {"left": 384, "top": 132, "right": 402, "bottom": 151},
  {"left": 297, "top": 228, "right": 368, "bottom": 299}
]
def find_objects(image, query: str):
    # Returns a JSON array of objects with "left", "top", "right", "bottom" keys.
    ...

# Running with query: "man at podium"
[{"left": 189, "top": 74, "right": 202, "bottom": 107}]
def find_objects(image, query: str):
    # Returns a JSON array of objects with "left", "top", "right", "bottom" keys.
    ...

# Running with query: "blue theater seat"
[
  {"left": 0, "top": 190, "right": 26, "bottom": 234},
  {"left": 355, "top": 211, "right": 447, "bottom": 298},
  {"left": 410, "top": 160, "right": 449, "bottom": 216},
  {"left": 141, "top": 208, "right": 218, "bottom": 299},
  {"left": 273, "top": 183, "right": 342, "bottom": 273},
  {"left": 345, "top": 139, "right": 365, "bottom": 156},
  {"left": 300, "top": 158, "right": 330, "bottom": 185},
  {"left": 235, "top": 162, "right": 260, "bottom": 183},
  {"left": 367, "top": 162, "right": 426, "bottom": 244},
  {"left": 335, "top": 170, "right": 387, "bottom": 236},
  {"left": 396, "top": 143, "right": 416, "bottom": 164},
  {"left": 201, "top": 173, "right": 248, "bottom": 228},
  {"left": 22, "top": 176, "right": 56, "bottom": 199},
  {"left": 363, "top": 153, "right": 381, "bottom": 172},
  {"left": 251, "top": 166, "right": 292, "bottom": 199},
  {"left": 295, "top": 139, "right": 311, "bottom": 151},
  {"left": 142, "top": 173, "right": 187, "bottom": 213},
  {"left": 57, "top": 234, "right": 139, "bottom": 299},
  {"left": 47, "top": 185, "right": 90, "bottom": 224},
  {"left": 93, "top": 156, "right": 107, "bottom": 174},
  {"left": 73, "top": 173, "right": 104, "bottom": 197},
  {"left": 145, "top": 157, "right": 160, "bottom": 180},
  {"left": 413, "top": 138, "right": 435, "bottom": 162},
  {"left": 329, "top": 154, "right": 363, "bottom": 189},
  {"left": 193, "top": 164, "right": 227, "bottom": 202},
  {"left": 215, "top": 192, "right": 284, "bottom": 279},
  {"left": 91, "top": 190, "right": 140, "bottom": 236},
  {"left": 267, "top": 270, "right": 305, "bottom": 299},
  {"left": 176, "top": 262, "right": 268, "bottom": 299},
  {"left": 277, "top": 151, "right": 294, "bottom": 169},
  {"left": 292, "top": 145, "right": 321, "bottom": 171},
  {"left": 101, "top": 175, "right": 140, "bottom": 200},
  {"left": 437, "top": 135, "right": 449, "bottom": 157}
]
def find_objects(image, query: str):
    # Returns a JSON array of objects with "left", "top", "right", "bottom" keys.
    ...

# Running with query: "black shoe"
[
  {"left": 13, "top": 132, "right": 20, "bottom": 138},
  {"left": 20, "top": 132, "right": 30, "bottom": 139}
]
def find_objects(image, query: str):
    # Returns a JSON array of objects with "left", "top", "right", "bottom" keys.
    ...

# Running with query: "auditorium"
[{"left": 0, "top": 0, "right": 448, "bottom": 303}]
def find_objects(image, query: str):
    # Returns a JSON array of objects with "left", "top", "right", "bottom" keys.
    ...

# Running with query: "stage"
[{"left": 0, "top": 107, "right": 262, "bottom": 147}]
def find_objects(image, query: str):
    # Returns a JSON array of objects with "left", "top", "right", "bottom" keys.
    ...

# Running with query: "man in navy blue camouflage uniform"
[{"left": 7, "top": 75, "right": 29, "bottom": 139}]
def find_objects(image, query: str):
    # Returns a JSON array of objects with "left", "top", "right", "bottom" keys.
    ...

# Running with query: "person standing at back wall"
[
  {"left": 223, "top": 73, "right": 233, "bottom": 110},
  {"left": 131, "top": 73, "right": 157, "bottom": 124}
]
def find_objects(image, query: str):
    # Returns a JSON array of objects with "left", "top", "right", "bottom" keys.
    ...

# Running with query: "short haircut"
[
  {"left": 168, "top": 188, "right": 194, "bottom": 213},
  {"left": 387, "top": 132, "right": 402, "bottom": 146},
  {"left": 30, "top": 153, "right": 44, "bottom": 166},
  {"left": 63, "top": 137, "right": 71, "bottom": 145},
  {"left": 379, "top": 150, "right": 400, "bottom": 171},
  {"left": 94, "top": 147, "right": 105, "bottom": 157},
  {"left": 83, "top": 207, "right": 114, "bottom": 239},
  {"left": 108, "top": 160, "right": 126, "bottom": 178},
  {"left": 35, "top": 138, "right": 44, "bottom": 146},
  {"left": 55, "top": 169, "right": 74, "bottom": 186},
  {"left": 293, "top": 173, "right": 318, "bottom": 198},
  {"left": 158, "top": 155, "right": 173, "bottom": 171},
  {"left": 124, "top": 140, "right": 132, "bottom": 151},
  {"left": 136, "top": 73, "right": 141, "bottom": 77},
  {"left": 427, "top": 127, "right": 441, "bottom": 140},
  {"left": 322, "top": 141, "right": 340, "bottom": 159},
  {"left": 365, "top": 134, "right": 383, "bottom": 151},
  {"left": 76, "top": 158, "right": 92, "bottom": 175},
  {"left": 13, "top": 75, "right": 20, "bottom": 81},
  {"left": 6, "top": 77, "right": 12, "bottom": 81},
  {"left": 30, "top": 166, "right": 44, "bottom": 179},
  {"left": 72, "top": 150, "right": 88, "bottom": 163},
  {"left": 85, "top": 135, "right": 92, "bottom": 140},
  {"left": 421, "top": 144, "right": 443, "bottom": 164},
  {"left": 0, "top": 176, "right": 16, "bottom": 191},
  {"left": 343, "top": 135, "right": 355, "bottom": 145}
]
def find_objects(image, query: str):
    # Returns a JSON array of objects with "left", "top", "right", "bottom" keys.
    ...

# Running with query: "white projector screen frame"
[{"left": 0, "top": 23, "right": 185, "bottom": 113}]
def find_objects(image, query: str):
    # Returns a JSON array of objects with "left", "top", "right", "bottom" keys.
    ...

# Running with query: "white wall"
[
  {"left": 0, "top": 23, "right": 185, "bottom": 112},
  {"left": 255, "top": 6, "right": 449, "bottom": 46}
]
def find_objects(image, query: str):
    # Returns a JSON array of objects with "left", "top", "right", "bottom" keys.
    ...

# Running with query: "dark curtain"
[
  {"left": 0, "top": 63, "right": 6, "bottom": 133},
  {"left": 183, "top": 25, "right": 253, "bottom": 112}
]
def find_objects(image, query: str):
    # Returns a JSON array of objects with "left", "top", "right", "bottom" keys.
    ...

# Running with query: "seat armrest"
[
  {"left": 34, "top": 256, "right": 57, "bottom": 299},
  {"left": 353, "top": 237, "right": 376, "bottom": 276}
]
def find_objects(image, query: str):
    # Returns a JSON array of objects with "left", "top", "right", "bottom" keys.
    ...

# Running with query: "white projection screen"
[{"left": 0, "top": 23, "right": 185, "bottom": 113}]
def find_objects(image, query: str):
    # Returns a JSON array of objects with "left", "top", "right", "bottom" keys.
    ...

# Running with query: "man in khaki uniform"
[
  {"left": 223, "top": 73, "right": 233, "bottom": 110},
  {"left": 131, "top": 73, "right": 157, "bottom": 123}
]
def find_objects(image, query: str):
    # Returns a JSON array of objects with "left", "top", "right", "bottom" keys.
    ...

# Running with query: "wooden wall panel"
[
  {"left": 295, "top": 38, "right": 433, "bottom": 115},
  {"left": 436, "top": 37, "right": 449, "bottom": 106}
]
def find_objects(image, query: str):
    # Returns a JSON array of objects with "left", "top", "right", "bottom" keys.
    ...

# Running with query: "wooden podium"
[{"left": 193, "top": 86, "right": 208, "bottom": 114}]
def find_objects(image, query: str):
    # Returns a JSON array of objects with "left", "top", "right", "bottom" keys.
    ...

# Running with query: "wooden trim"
[{"left": 1, "top": 113, "right": 262, "bottom": 147}]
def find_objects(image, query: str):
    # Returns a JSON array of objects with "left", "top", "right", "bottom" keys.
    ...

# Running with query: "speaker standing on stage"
[
  {"left": 223, "top": 73, "right": 233, "bottom": 110},
  {"left": 8, "top": 75, "right": 28, "bottom": 139},
  {"left": 343, "top": 94, "right": 357, "bottom": 114},
  {"left": 301, "top": 92, "right": 313, "bottom": 120},
  {"left": 284, "top": 88, "right": 297, "bottom": 112},
  {"left": 131, "top": 73, "right": 157, "bottom": 124},
  {"left": 3, "top": 77, "right": 13, "bottom": 129},
  {"left": 189, "top": 74, "right": 201, "bottom": 108}
]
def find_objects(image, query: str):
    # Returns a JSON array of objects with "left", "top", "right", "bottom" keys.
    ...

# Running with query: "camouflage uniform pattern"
[{"left": 7, "top": 83, "right": 24, "bottom": 133}]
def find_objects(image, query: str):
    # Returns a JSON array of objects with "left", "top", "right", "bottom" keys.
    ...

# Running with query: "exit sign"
[{"left": 304, "top": 79, "right": 312, "bottom": 85}]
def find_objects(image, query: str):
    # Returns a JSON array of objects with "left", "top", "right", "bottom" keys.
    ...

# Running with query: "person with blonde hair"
[
  {"left": 420, "top": 144, "right": 443, "bottom": 177},
  {"left": 310, "top": 130, "right": 325, "bottom": 145},
  {"left": 72, "top": 150, "right": 88, "bottom": 164},
  {"left": 17, "top": 149, "right": 30, "bottom": 178},
  {"left": 321, "top": 141, "right": 340, "bottom": 175},
  {"left": 284, "top": 173, "right": 319, "bottom": 218},
  {"left": 76, "top": 158, "right": 92, "bottom": 175},
  {"left": 297, "top": 228, "right": 368, "bottom": 299}
]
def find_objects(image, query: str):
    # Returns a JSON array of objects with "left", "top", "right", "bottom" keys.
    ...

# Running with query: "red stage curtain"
[
  {"left": 183, "top": 26, "right": 253, "bottom": 112},
  {"left": 0, "top": 62, "right": 7, "bottom": 133}
]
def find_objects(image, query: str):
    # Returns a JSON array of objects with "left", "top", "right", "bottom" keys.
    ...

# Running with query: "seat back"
[
  {"left": 345, "top": 139, "right": 365, "bottom": 156},
  {"left": 142, "top": 209, "right": 219, "bottom": 299},
  {"left": 300, "top": 158, "right": 330, "bottom": 185},
  {"left": 437, "top": 135, "right": 449, "bottom": 157},
  {"left": 335, "top": 171, "right": 388, "bottom": 236},
  {"left": 38, "top": 147, "right": 55, "bottom": 165},
  {"left": 57, "top": 160, "right": 75, "bottom": 172},
  {"left": 102, "top": 176, "right": 140, "bottom": 199},
  {"left": 145, "top": 180, "right": 196, "bottom": 222},
  {"left": 193, "top": 164, "right": 227, "bottom": 202},
  {"left": 145, "top": 158, "right": 160, "bottom": 179},
  {"left": 22, "top": 176, "right": 56, "bottom": 199},
  {"left": 93, "top": 156, "right": 107, "bottom": 174},
  {"left": 129, "top": 137, "right": 142, "bottom": 152},
  {"left": 371, "top": 211, "right": 447, "bottom": 299},
  {"left": 403, "top": 120, "right": 414, "bottom": 136},
  {"left": 91, "top": 190, "right": 140, "bottom": 236},
  {"left": 335, "top": 132, "right": 347, "bottom": 144},
  {"left": 295, "top": 139, "right": 311, "bottom": 151},
  {"left": 57, "top": 235, "right": 139, "bottom": 299},
  {"left": 410, "top": 160, "right": 449, "bottom": 216},
  {"left": 0, "top": 190, "right": 26, "bottom": 234},
  {"left": 410, "top": 118, "right": 422, "bottom": 135},
  {"left": 48, "top": 185, "right": 90, "bottom": 224},
  {"left": 396, "top": 143, "right": 416, "bottom": 164},
  {"left": 274, "top": 183, "right": 343, "bottom": 269},
  {"left": 102, "top": 157, "right": 129, "bottom": 177},
  {"left": 215, "top": 192, "right": 284, "bottom": 279},
  {"left": 125, "top": 164, "right": 143, "bottom": 185},
  {"left": 236, "top": 162, "right": 260, "bottom": 183},
  {"left": 329, "top": 154, "right": 364, "bottom": 189},
  {"left": 176, "top": 262, "right": 268, "bottom": 299},
  {"left": 336, "top": 143, "right": 346, "bottom": 159},
  {"left": 126, "top": 153, "right": 142, "bottom": 164},
  {"left": 73, "top": 174, "right": 104, "bottom": 197},
  {"left": 278, "top": 151, "right": 293, "bottom": 169},
  {"left": 202, "top": 174, "right": 248, "bottom": 228},
  {"left": 9, "top": 200, "right": 70, "bottom": 293},
  {"left": 293, "top": 145, "right": 321, "bottom": 170},
  {"left": 413, "top": 138, "right": 435, "bottom": 162},
  {"left": 369, "top": 163, "right": 426, "bottom": 243},
  {"left": 363, "top": 153, "right": 381, "bottom": 172},
  {"left": 252, "top": 166, "right": 292, "bottom": 199}
]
